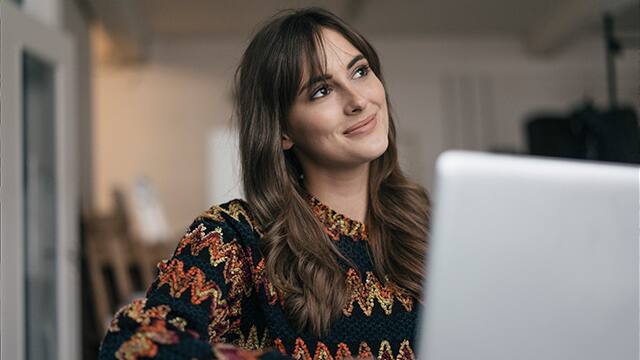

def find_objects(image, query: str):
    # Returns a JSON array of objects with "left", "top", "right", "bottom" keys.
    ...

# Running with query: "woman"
[{"left": 100, "top": 7, "right": 430, "bottom": 360}]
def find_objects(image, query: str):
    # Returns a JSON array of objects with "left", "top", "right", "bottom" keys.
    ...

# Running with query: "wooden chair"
[{"left": 83, "top": 189, "right": 176, "bottom": 333}]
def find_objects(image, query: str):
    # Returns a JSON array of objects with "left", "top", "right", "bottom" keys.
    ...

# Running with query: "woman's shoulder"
[{"left": 188, "top": 198, "right": 263, "bottom": 246}]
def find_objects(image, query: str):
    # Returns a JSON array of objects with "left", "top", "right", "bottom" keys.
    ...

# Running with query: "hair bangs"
[{"left": 285, "top": 20, "right": 330, "bottom": 103}]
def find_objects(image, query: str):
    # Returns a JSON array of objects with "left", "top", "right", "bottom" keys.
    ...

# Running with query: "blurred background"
[{"left": 1, "top": 0, "right": 638, "bottom": 359}]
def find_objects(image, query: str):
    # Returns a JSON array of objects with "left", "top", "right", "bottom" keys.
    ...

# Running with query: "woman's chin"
[{"left": 352, "top": 138, "right": 389, "bottom": 164}]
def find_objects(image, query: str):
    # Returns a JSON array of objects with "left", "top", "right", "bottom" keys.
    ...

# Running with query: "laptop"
[{"left": 417, "top": 151, "right": 639, "bottom": 360}]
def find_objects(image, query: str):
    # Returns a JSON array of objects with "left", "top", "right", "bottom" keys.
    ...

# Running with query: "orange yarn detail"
[
  {"left": 292, "top": 338, "right": 313, "bottom": 360},
  {"left": 157, "top": 258, "right": 222, "bottom": 304},
  {"left": 200, "top": 200, "right": 263, "bottom": 235},
  {"left": 335, "top": 343, "right": 353, "bottom": 360},
  {"left": 207, "top": 282, "right": 231, "bottom": 343},
  {"left": 377, "top": 341, "right": 393, "bottom": 360},
  {"left": 173, "top": 223, "right": 251, "bottom": 299},
  {"left": 396, "top": 340, "right": 415, "bottom": 360},
  {"left": 229, "top": 325, "right": 272, "bottom": 351},
  {"left": 253, "top": 258, "right": 280, "bottom": 305},
  {"left": 274, "top": 338, "right": 287, "bottom": 354},
  {"left": 115, "top": 320, "right": 179, "bottom": 360},
  {"left": 312, "top": 342, "right": 333, "bottom": 360},
  {"left": 274, "top": 338, "right": 416, "bottom": 360},
  {"left": 343, "top": 269, "right": 414, "bottom": 316},
  {"left": 307, "top": 194, "right": 368, "bottom": 241},
  {"left": 108, "top": 299, "right": 171, "bottom": 333},
  {"left": 358, "top": 342, "right": 373, "bottom": 359}
]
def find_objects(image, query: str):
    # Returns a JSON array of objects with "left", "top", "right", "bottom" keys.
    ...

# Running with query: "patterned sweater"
[{"left": 99, "top": 196, "right": 421, "bottom": 359}]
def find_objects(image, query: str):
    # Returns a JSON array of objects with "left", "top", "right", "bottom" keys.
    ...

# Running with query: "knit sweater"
[{"left": 99, "top": 196, "right": 421, "bottom": 359}]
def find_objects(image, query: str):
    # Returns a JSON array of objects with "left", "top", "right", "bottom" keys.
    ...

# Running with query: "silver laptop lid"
[{"left": 418, "top": 151, "right": 639, "bottom": 360}]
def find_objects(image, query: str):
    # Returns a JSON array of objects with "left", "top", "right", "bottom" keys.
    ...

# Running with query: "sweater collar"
[{"left": 306, "top": 194, "right": 368, "bottom": 241}]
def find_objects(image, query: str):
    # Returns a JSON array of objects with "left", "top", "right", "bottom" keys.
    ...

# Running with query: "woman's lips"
[{"left": 344, "top": 113, "right": 377, "bottom": 136}]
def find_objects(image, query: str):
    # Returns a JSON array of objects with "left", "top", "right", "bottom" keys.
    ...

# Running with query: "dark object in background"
[
  {"left": 526, "top": 103, "right": 640, "bottom": 164},
  {"left": 587, "top": 107, "right": 640, "bottom": 163},
  {"left": 526, "top": 12, "right": 640, "bottom": 165},
  {"left": 526, "top": 114, "right": 587, "bottom": 160}
]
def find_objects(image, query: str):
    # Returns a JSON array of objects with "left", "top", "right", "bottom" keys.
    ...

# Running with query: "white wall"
[
  {"left": 93, "top": 40, "right": 244, "bottom": 231},
  {"left": 93, "top": 34, "right": 638, "bottom": 233}
]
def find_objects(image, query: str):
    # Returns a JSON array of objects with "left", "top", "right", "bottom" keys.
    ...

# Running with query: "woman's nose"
[{"left": 344, "top": 86, "right": 367, "bottom": 114}]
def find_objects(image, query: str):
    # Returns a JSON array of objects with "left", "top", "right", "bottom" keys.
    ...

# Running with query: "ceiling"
[
  {"left": 138, "top": 0, "right": 638, "bottom": 38},
  {"left": 139, "top": 0, "right": 562, "bottom": 38},
  {"left": 89, "top": 0, "right": 638, "bottom": 62}
]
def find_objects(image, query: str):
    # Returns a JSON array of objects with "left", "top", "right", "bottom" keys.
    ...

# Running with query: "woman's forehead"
[
  {"left": 299, "top": 28, "right": 363, "bottom": 79},
  {"left": 318, "top": 28, "right": 361, "bottom": 67}
]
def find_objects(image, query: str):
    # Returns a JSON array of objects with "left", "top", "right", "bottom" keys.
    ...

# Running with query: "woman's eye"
[
  {"left": 353, "top": 65, "right": 370, "bottom": 79},
  {"left": 311, "top": 85, "right": 331, "bottom": 99}
]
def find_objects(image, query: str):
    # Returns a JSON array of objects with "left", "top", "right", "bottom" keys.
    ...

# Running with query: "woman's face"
[{"left": 284, "top": 27, "right": 389, "bottom": 172}]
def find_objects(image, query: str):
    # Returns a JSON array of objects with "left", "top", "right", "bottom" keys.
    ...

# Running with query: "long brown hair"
[{"left": 233, "top": 7, "right": 430, "bottom": 336}]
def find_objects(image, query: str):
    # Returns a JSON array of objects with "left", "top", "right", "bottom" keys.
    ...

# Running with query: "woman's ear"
[{"left": 282, "top": 134, "right": 294, "bottom": 150}]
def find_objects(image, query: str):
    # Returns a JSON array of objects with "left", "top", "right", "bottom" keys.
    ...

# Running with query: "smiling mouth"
[{"left": 344, "top": 113, "right": 376, "bottom": 135}]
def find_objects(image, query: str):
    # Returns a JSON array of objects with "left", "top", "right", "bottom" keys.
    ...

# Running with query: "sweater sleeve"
[{"left": 98, "top": 205, "right": 284, "bottom": 359}]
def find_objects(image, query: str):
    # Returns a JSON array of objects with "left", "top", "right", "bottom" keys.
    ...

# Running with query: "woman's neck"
[{"left": 302, "top": 163, "right": 369, "bottom": 223}]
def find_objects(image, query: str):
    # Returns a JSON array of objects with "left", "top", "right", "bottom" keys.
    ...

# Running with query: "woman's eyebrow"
[
  {"left": 346, "top": 54, "right": 365, "bottom": 70},
  {"left": 298, "top": 54, "right": 366, "bottom": 96},
  {"left": 299, "top": 74, "right": 332, "bottom": 96}
]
